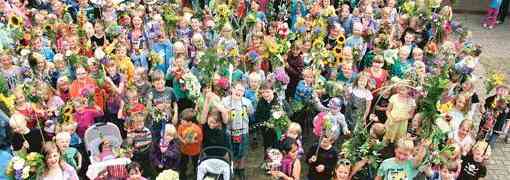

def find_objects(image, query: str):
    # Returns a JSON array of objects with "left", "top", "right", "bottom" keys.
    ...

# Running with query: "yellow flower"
[
  {"left": 0, "top": 94, "right": 15, "bottom": 112},
  {"left": 229, "top": 48, "right": 239, "bottom": 57},
  {"left": 491, "top": 73, "right": 505, "bottom": 86},
  {"left": 437, "top": 101, "right": 453, "bottom": 114}
]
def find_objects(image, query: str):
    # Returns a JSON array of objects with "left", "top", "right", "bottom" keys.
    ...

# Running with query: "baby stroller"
[
  {"left": 84, "top": 122, "right": 131, "bottom": 179},
  {"left": 197, "top": 146, "right": 234, "bottom": 180}
]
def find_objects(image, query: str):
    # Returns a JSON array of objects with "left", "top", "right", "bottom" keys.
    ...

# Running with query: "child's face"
[
  {"left": 320, "top": 136, "right": 333, "bottom": 149},
  {"left": 127, "top": 168, "right": 142, "bottom": 180},
  {"left": 207, "top": 116, "right": 221, "bottom": 129},
  {"left": 341, "top": 7, "right": 350, "bottom": 18},
  {"left": 304, "top": 73, "right": 314, "bottom": 84},
  {"left": 413, "top": 51, "right": 423, "bottom": 61},
  {"left": 164, "top": 132, "right": 174, "bottom": 142},
  {"left": 335, "top": 165, "right": 350, "bottom": 180},
  {"left": 232, "top": 84, "right": 245, "bottom": 98},
  {"left": 289, "top": 144, "right": 299, "bottom": 159},
  {"left": 472, "top": 148, "right": 485, "bottom": 162},
  {"left": 287, "top": 130, "right": 299, "bottom": 139},
  {"left": 395, "top": 147, "right": 411, "bottom": 161},
  {"left": 343, "top": 49, "right": 353, "bottom": 60},
  {"left": 404, "top": 33, "right": 415, "bottom": 44},
  {"left": 153, "top": 80, "right": 165, "bottom": 91},
  {"left": 261, "top": 89, "right": 274, "bottom": 101},
  {"left": 458, "top": 123, "right": 471, "bottom": 138},
  {"left": 249, "top": 79, "right": 260, "bottom": 90},
  {"left": 134, "top": 121, "right": 144, "bottom": 130},
  {"left": 56, "top": 137, "right": 70, "bottom": 150}
]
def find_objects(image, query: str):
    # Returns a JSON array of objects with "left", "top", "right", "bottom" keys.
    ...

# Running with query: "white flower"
[
  {"left": 20, "top": 49, "right": 30, "bottom": 56},
  {"left": 22, "top": 166, "right": 30, "bottom": 179},
  {"left": 94, "top": 47, "right": 105, "bottom": 60},
  {"left": 156, "top": 169, "right": 179, "bottom": 180},
  {"left": 11, "top": 157, "right": 25, "bottom": 170},
  {"left": 272, "top": 111, "right": 283, "bottom": 119},
  {"left": 65, "top": 50, "right": 73, "bottom": 57}
]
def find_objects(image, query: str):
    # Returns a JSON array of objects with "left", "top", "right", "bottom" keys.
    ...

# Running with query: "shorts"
[{"left": 231, "top": 134, "right": 249, "bottom": 160}]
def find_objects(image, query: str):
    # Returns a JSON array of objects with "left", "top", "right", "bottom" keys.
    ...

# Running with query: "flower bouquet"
[
  {"left": 485, "top": 70, "right": 506, "bottom": 94},
  {"left": 181, "top": 72, "right": 201, "bottom": 100},
  {"left": 156, "top": 169, "right": 179, "bottom": 180},
  {"left": 6, "top": 152, "right": 45, "bottom": 180},
  {"left": 265, "top": 105, "right": 290, "bottom": 140}
]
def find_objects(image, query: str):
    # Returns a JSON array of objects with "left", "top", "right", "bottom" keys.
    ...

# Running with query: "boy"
[
  {"left": 177, "top": 108, "right": 203, "bottom": 180},
  {"left": 306, "top": 134, "right": 339, "bottom": 180},
  {"left": 457, "top": 141, "right": 490, "bottom": 180},
  {"left": 375, "top": 138, "right": 429, "bottom": 180}
]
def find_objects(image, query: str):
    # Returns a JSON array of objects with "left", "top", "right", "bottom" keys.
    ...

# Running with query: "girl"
[
  {"left": 55, "top": 132, "right": 82, "bottom": 170},
  {"left": 280, "top": 122, "right": 304, "bottom": 158},
  {"left": 126, "top": 162, "right": 148, "bottom": 180},
  {"left": 333, "top": 159, "right": 352, "bottom": 180},
  {"left": 74, "top": 96, "right": 103, "bottom": 138},
  {"left": 345, "top": 73, "right": 373, "bottom": 130},
  {"left": 41, "top": 142, "right": 79, "bottom": 180},
  {"left": 365, "top": 55, "right": 389, "bottom": 90},
  {"left": 150, "top": 124, "right": 181, "bottom": 172},
  {"left": 483, "top": 0, "right": 503, "bottom": 29},
  {"left": 448, "top": 95, "right": 470, "bottom": 134},
  {"left": 270, "top": 138, "right": 301, "bottom": 180},
  {"left": 453, "top": 119, "right": 475, "bottom": 156},
  {"left": 383, "top": 84, "right": 416, "bottom": 143}
]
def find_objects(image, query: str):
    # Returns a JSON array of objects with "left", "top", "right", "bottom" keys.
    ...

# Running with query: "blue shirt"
[
  {"left": 0, "top": 149, "right": 12, "bottom": 180},
  {"left": 490, "top": 0, "right": 503, "bottom": 9},
  {"left": 131, "top": 51, "right": 149, "bottom": 69},
  {"left": 151, "top": 40, "right": 174, "bottom": 73}
]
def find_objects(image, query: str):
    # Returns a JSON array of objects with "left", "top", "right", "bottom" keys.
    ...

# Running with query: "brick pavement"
[{"left": 457, "top": 13, "right": 510, "bottom": 180}]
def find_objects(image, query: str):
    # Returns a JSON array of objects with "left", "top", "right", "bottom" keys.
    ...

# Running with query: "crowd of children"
[{"left": 0, "top": 0, "right": 508, "bottom": 180}]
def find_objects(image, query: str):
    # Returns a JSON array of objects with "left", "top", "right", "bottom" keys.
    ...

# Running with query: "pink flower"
[{"left": 274, "top": 68, "right": 289, "bottom": 85}]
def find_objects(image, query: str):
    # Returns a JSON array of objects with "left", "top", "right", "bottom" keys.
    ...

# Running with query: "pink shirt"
[{"left": 74, "top": 107, "right": 103, "bottom": 137}]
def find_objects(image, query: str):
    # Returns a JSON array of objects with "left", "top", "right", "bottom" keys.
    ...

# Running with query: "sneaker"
[
  {"left": 483, "top": 23, "right": 488, "bottom": 28},
  {"left": 489, "top": 25, "right": 494, "bottom": 29},
  {"left": 497, "top": 20, "right": 502, "bottom": 24}
]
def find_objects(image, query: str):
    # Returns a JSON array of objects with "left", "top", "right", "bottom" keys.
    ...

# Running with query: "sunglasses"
[{"left": 337, "top": 159, "right": 351, "bottom": 166}]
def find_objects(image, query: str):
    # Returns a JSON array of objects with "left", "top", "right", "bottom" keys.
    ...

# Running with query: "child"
[
  {"left": 126, "top": 113, "right": 154, "bottom": 178},
  {"left": 280, "top": 122, "right": 304, "bottom": 159},
  {"left": 453, "top": 119, "right": 475, "bottom": 156},
  {"left": 126, "top": 162, "right": 148, "bottom": 180},
  {"left": 256, "top": 82, "right": 292, "bottom": 151},
  {"left": 375, "top": 138, "right": 429, "bottom": 180},
  {"left": 55, "top": 132, "right": 82, "bottom": 170},
  {"left": 177, "top": 108, "right": 203, "bottom": 180},
  {"left": 333, "top": 159, "right": 351, "bottom": 180},
  {"left": 305, "top": 134, "right": 338, "bottom": 180},
  {"left": 74, "top": 96, "right": 104, "bottom": 138},
  {"left": 95, "top": 139, "right": 116, "bottom": 162},
  {"left": 270, "top": 138, "right": 301, "bottom": 180},
  {"left": 150, "top": 124, "right": 181, "bottom": 172},
  {"left": 223, "top": 82, "right": 254, "bottom": 180},
  {"left": 483, "top": 0, "right": 503, "bottom": 29},
  {"left": 313, "top": 97, "right": 350, "bottom": 142},
  {"left": 457, "top": 141, "right": 490, "bottom": 180},
  {"left": 384, "top": 84, "right": 416, "bottom": 143}
]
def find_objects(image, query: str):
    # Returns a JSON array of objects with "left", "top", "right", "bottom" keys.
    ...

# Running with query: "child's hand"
[
  {"left": 316, "top": 164, "right": 325, "bottom": 173},
  {"left": 308, "top": 155, "right": 317, "bottom": 163}
]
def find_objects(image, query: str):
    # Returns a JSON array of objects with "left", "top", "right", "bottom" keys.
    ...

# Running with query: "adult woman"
[{"left": 41, "top": 141, "right": 79, "bottom": 180}]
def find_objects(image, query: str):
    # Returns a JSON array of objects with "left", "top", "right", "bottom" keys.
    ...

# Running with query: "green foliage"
[
  {"left": 417, "top": 72, "right": 449, "bottom": 138},
  {"left": 198, "top": 48, "right": 229, "bottom": 86}
]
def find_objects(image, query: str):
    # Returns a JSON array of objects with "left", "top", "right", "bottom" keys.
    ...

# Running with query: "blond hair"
[
  {"left": 55, "top": 131, "right": 71, "bottom": 142},
  {"left": 164, "top": 124, "right": 177, "bottom": 138},
  {"left": 472, "top": 141, "right": 491, "bottom": 156},
  {"left": 396, "top": 138, "right": 414, "bottom": 151},
  {"left": 287, "top": 122, "right": 302, "bottom": 135}
]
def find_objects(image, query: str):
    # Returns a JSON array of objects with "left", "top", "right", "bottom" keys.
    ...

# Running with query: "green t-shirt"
[
  {"left": 376, "top": 158, "right": 418, "bottom": 180},
  {"left": 63, "top": 147, "right": 79, "bottom": 169}
]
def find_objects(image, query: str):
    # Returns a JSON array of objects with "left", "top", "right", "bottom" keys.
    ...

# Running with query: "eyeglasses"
[{"left": 337, "top": 159, "right": 351, "bottom": 166}]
